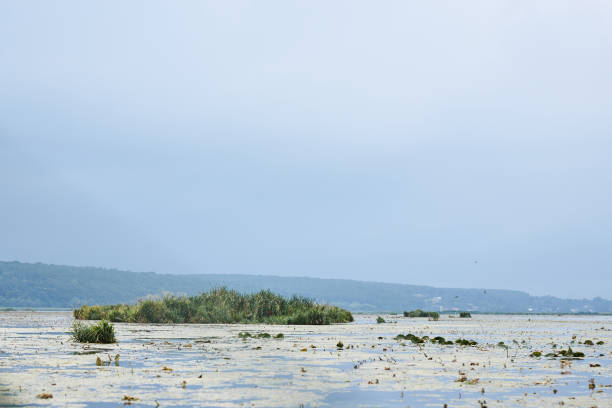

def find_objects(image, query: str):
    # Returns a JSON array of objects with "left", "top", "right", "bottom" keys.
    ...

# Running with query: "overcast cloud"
[{"left": 1, "top": 1, "right": 611, "bottom": 298}]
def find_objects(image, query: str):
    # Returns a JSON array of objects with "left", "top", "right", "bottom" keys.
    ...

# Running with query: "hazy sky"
[{"left": 1, "top": 1, "right": 611, "bottom": 298}]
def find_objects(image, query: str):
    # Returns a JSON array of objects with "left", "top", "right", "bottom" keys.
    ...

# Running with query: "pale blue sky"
[{"left": 1, "top": 1, "right": 611, "bottom": 298}]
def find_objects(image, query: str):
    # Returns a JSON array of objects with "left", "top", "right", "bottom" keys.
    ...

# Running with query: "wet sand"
[{"left": 0, "top": 311, "right": 610, "bottom": 407}]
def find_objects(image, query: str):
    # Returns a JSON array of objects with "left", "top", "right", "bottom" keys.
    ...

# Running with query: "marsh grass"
[
  {"left": 74, "top": 288, "right": 353, "bottom": 325},
  {"left": 403, "top": 309, "right": 439, "bottom": 320},
  {"left": 71, "top": 319, "right": 116, "bottom": 343}
]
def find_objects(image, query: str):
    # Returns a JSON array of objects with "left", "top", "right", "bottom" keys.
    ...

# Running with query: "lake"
[{"left": 0, "top": 312, "right": 610, "bottom": 407}]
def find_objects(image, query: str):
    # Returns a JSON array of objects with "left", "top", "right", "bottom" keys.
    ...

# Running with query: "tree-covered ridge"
[{"left": 1, "top": 261, "right": 611, "bottom": 313}]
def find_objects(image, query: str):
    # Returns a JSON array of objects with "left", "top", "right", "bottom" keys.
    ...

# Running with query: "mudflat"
[{"left": 0, "top": 311, "right": 610, "bottom": 407}]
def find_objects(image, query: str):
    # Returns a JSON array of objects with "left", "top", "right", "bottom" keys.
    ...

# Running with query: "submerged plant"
[
  {"left": 376, "top": 316, "right": 386, "bottom": 324},
  {"left": 459, "top": 312, "right": 472, "bottom": 318},
  {"left": 71, "top": 319, "right": 116, "bottom": 344}
]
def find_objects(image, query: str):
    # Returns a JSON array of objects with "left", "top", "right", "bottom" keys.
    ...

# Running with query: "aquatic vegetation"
[
  {"left": 546, "top": 346, "right": 585, "bottom": 359},
  {"left": 403, "top": 309, "right": 439, "bottom": 320},
  {"left": 376, "top": 316, "right": 386, "bottom": 324},
  {"left": 71, "top": 319, "right": 116, "bottom": 343},
  {"left": 74, "top": 288, "right": 353, "bottom": 325},
  {"left": 336, "top": 340, "right": 344, "bottom": 349},
  {"left": 584, "top": 340, "right": 594, "bottom": 346},
  {"left": 395, "top": 333, "right": 426, "bottom": 344},
  {"left": 36, "top": 393, "right": 53, "bottom": 399},
  {"left": 596, "top": 340, "right": 604, "bottom": 345},
  {"left": 431, "top": 336, "right": 453, "bottom": 345},
  {"left": 530, "top": 351, "right": 542, "bottom": 357},
  {"left": 589, "top": 378, "right": 595, "bottom": 390},
  {"left": 122, "top": 395, "right": 139, "bottom": 404},
  {"left": 395, "top": 333, "right": 475, "bottom": 346},
  {"left": 455, "top": 338, "right": 478, "bottom": 346},
  {"left": 274, "top": 333, "right": 284, "bottom": 339},
  {"left": 459, "top": 312, "right": 472, "bottom": 318},
  {"left": 238, "top": 332, "right": 273, "bottom": 339}
]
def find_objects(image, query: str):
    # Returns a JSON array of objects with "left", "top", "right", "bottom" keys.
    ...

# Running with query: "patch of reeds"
[
  {"left": 403, "top": 309, "right": 439, "bottom": 320},
  {"left": 73, "top": 288, "right": 353, "bottom": 325},
  {"left": 71, "top": 319, "right": 116, "bottom": 343}
]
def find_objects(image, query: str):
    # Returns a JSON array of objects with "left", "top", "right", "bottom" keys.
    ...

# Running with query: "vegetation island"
[{"left": 73, "top": 287, "right": 354, "bottom": 325}]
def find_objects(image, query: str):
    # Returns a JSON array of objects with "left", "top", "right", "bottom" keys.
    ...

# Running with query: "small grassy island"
[
  {"left": 403, "top": 309, "right": 439, "bottom": 320},
  {"left": 73, "top": 287, "right": 354, "bottom": 325}
]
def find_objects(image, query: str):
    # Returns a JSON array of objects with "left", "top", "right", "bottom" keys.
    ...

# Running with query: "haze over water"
[{"left": 1, "top": 1, "right": 611, "bottom": 298}]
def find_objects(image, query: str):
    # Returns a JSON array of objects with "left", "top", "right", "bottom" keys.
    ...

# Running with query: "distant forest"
[{"left": 1, "top": 261, "right": 611, "bottom": 313}]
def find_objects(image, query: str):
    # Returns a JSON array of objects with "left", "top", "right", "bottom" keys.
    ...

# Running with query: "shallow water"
[{"left": 0, "top": 312, "right": 610, "bottom": 407}]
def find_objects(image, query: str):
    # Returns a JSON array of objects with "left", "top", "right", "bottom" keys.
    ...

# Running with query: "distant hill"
[{"left": 1, "top": 261, "right": 610, "bottom": 313}]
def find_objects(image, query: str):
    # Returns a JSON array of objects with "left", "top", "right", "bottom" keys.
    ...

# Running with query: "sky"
[{"left": 1, "top": 1, "right": 611, "bottom": 299}]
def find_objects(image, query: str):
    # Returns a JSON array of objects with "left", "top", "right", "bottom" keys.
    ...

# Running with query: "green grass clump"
[
  {"left": 74, "top": 288, "right": 353, "bottom": 325},
  {"left": 431, "top": 336, "right": 453, "bottom": 345},
  {"left": 395, "top": 333, "right": 426, "bottom": 344},
  {"left": 459, "top": 312, "right": 472, "bottom": 318},
  {"left": 71, "top": 319, "right": 116, "bottom": 343},
  {"left": 403, "top": 309, "right": 439, "bottom": 320},
  {"left": 376, "top": 316, "right": 386, "bottom": 324},
  {"left": 396, "top": 333, "right": 477, "bottom": 346},
  {"left": 455, "top": 338, "right": 478, "bottom": 346}
]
